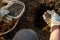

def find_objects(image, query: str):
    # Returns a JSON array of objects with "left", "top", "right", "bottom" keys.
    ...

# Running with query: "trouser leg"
[{"left": 12, "top": 29, "right": 39, "bottom": 40}]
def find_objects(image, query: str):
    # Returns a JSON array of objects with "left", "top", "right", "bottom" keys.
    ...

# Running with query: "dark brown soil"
[{"left": 0, "top": 0, "right": 57, "bottom": 40}]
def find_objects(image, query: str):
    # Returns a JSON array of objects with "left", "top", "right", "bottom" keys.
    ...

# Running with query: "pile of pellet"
[{"left": 7, "top": 3, "right": 23, "bottom": 17}]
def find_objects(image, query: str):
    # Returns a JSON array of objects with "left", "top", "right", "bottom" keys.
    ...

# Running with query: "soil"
[{"left": 1, "top": 0, "right": 58, "bottom": 40}]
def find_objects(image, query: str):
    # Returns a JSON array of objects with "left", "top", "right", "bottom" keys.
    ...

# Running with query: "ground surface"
[{"left": 0, "top": 0, "right": 50, "bottom": 40}]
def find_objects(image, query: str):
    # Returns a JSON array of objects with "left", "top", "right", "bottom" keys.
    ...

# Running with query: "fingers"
[
  {"left": 42, "top": 10, "right": 55, "bottom": 22},
  {"left": 47, "top": 10, "right": 54, "bottom": 15},
  {"left": 43, "top": 12, "right": 47, "bottom": 21},
  {"left": 43, "top": 12, "right": 51, "bottom": 20},
  {"left": 2, "top": 0, "right": 9, "bottom": 3},
  {"left": 43, "top": 12, "right": 50, "bottom": 23},
  {"left": 43, "top": 11, "right": 52, "bottom": 25}
]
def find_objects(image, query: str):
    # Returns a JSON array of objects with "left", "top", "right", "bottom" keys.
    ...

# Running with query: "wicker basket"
[{"left": 0, "top": 0, "right": 25, "bottom": 36}]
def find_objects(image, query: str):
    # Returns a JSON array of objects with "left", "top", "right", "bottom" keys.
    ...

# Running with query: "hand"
[
  {"left": 0, "top": 10, "right": 9, "bottom": 22},
  {"left": 43, "top": 10, "right": 60, "bottom": 28}
]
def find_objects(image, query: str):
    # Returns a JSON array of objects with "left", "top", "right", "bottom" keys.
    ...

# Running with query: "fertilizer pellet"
[{"left": 8, "top": 3, "right": 23, "bottom": 17}]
